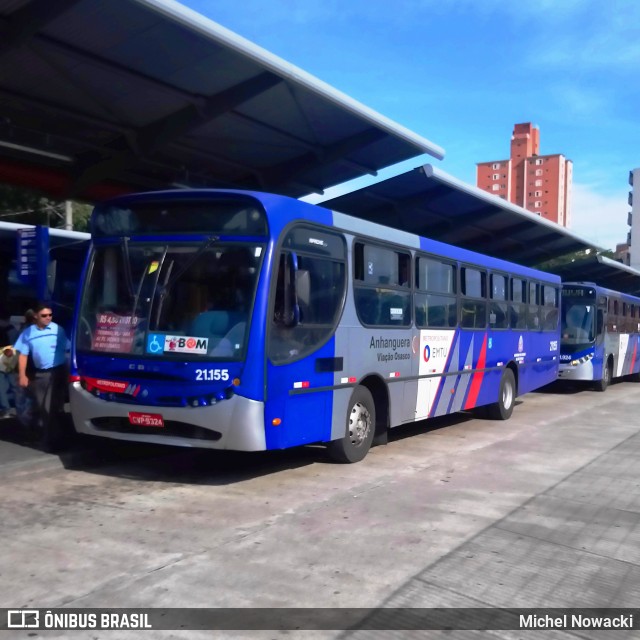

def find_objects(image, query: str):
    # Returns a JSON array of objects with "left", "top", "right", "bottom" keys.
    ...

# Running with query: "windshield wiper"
[
  {"left": 120, "top": 237, "right": 136, "bottom": 299},
  {"left": 157, "top": 235, "right": 219, "bottom": 301}
]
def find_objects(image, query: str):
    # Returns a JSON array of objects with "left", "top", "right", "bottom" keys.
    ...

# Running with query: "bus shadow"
[
  {"left": 3, "top": 393, "right": 582, "bottom": 484},
  {"left": 534, "top": 378, "right": 628, "bottom": 395},
  {"left": 56, "top": 412, "right": 486, "bottom": 482},
  {"left": 0, "top": 413, "right": 322, "bottom": 483},
  {"left": 385, "top": 403, "right": 523, "bottom": 438},
  {"left": 57, "top": 435, "right": 324, "bottom": 485}
]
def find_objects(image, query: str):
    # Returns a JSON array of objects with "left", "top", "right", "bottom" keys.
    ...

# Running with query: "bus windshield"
[
  {"left": 76, "top": 241, "right": 264, "bottom": 360},
  {"left": 561, "top": 297, "right": 595, "bottom": 345}
]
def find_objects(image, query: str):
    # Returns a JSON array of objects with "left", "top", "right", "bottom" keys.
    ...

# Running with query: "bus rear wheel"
[
  {"left": 327, "top": 385, "right": 375, "bottom": 463},
  {"left": 594, "top": 361, "right": 612, "bottom": 392},
  {"left": 486, "top": 369, "right": 516, "bottom": 420}
]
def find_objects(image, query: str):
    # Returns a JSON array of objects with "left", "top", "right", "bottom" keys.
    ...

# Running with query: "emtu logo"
[{"left": 423, "top": 345, "right": 431, "bottom": 362}]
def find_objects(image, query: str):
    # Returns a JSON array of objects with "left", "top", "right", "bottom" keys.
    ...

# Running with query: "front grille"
[{"left": 90, "top": 417, "right": 222, "bottom": 441}]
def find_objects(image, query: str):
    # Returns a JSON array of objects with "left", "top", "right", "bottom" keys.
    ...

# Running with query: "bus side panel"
[
  {"left": 602, "top": 333, "right": 618, "bottom": 380},
  {"left": 514, "top": 331, "right": 559, "bottom": 394},
  {"left": 590, "top": 343, "right": 606, "bottom": 382},
  {"left": 617, "top": 334, "right": 640, "bottom": 378},
  {"left": 264, "top": 337, "right": 337, "bottom": 450},
  {"left": 429, "top": 330, "right": 499, "bottom": 416}
]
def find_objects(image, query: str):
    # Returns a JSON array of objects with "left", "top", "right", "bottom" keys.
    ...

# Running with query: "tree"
[
  {"left": 0, "top": 183, "right": 93, "bottom": 231},
  {"left": 536, "top": 248, "right": 616, "bottom": 273}
]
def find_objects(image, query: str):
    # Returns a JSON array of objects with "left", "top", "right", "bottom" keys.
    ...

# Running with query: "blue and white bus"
[
  {"left": 559, "top": 282, "right": 640, "bottom": 391},
  {"left": 0, "top": 221, "right": 89, "bottom": 334},
  {"left": 69, "top": 190, "right": 561, "bottom": 462}
]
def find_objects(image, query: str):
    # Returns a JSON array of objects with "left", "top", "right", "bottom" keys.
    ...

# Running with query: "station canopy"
[
  {"left": 321, "top": 164, "right": 603, "bottom": 268},
  {"left": 546, "top": 254, "right": 640, "bottom": 296},
  {"left": 0, "top": 0, "right": 444, "bottom": 203}
]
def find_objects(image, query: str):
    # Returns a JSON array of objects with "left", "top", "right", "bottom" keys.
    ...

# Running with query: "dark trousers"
[{"left": 30, "top": 365, "right": 67, "bottom": 448}]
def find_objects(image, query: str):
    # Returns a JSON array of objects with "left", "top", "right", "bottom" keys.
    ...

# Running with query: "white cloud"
[{"left": 570, "top": 182, "right": 629, "bottom": 250}]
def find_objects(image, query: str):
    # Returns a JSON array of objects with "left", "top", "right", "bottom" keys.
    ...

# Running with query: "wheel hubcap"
[
  {"left": 503, "top": 383, "right": 514, "bottom": 410},
  {"left": 348, "top": 402, "right": 371, "bottom": 446}
]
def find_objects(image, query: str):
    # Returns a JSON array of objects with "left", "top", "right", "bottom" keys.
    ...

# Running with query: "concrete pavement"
[{"left": 1, "top": 380, "right": 640, "bottom": 638}]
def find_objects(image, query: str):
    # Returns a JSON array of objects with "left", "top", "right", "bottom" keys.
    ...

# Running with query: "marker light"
[
  {"left": 233, "top": 378, "right": 241, "bottom": 386},
  {"left": 272, "top": 418, "right": 282, "bottom": 426}
]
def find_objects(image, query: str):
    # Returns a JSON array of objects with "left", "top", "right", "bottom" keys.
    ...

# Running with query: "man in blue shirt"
[{"left": 15, "top": 302, "right": 69, "bottom": 451}]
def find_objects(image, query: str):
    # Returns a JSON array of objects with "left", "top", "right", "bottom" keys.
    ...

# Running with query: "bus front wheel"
[
  {"left": 595, "top": 361, "right": 612, "bottom": 392},
  {"left": 327, "top": 385, "right": 375, "bottom": 463},
  {"left": 487, "top": 369, "right": 516, "bottom": 420}
]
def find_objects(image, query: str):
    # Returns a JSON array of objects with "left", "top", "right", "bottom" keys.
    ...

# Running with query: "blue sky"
[{"left": 182, "top": 0, "right": 639, "bottom": 250}]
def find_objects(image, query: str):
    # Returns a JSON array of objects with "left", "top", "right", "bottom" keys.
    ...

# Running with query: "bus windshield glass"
[
  {"left": 76, "top": 241, "right": 264, "bottom": 360},
  {"left": 561, "top": 295, "right": 596, "bottom": 345}
]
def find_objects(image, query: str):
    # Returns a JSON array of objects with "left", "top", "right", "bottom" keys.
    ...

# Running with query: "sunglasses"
[{"left": 39, "top": 313, "right": 52, "bottom": 318}]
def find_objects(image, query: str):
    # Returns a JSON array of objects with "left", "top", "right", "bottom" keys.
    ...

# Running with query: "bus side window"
[
  {"left": 489, "top": 273, "right": 508, "bottom": 329},
  {"left": 510, "top": 277, "right": 527, "bottom": 329},
  {"left": 527, "top": 282, "right": 541, "bottom": 330},
  {"left": 414, "top": 256, "right": 456, "bottom": 328},
  {"left": 541, "top": 285, "right": 559, "bottom": 331},
  {"left": 460, "top": 266, "right": 486, "bottom": 329},
  {"left": 354, "top": 242, "right": 411, "bottom": 327}
]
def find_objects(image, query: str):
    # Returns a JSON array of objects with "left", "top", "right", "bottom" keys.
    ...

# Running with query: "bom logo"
[
  {"left": 168, "top": 337, "right": 206, "bottom": 351},
  {"left": 423, "top": 345, "right": 431, "bottom": 362}
]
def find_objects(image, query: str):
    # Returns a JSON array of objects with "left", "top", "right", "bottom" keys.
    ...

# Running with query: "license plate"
[{"left": 128, "top": 412, "right": 164, "bottom": 428}]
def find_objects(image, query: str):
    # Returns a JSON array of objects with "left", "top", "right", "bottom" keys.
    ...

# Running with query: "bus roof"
[
  {"left": 0, "top": 0, "right": 443, "bottom": 202},
  {"left": 92, "top": 188, "right": 561, "bottom": 284}
]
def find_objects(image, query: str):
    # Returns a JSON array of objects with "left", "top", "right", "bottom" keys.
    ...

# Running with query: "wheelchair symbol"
[{"left": 148, "top": 335, "right": 163, "bottom": 354}]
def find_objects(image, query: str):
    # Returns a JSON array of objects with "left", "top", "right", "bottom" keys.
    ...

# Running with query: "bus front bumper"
[
  {"left": 558, "top": 361, "right": 595, "bottom": 381},
  {"left": 69, "top": 382, "right": 266, "bottom": 451}
]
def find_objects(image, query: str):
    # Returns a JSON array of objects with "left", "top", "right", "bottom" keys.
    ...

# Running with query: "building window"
[
  {"left": 535, "top": 169, "right": 543, "bottom": 176},
  {"left": 535, "top": 191, "right": 542, "bottom": 197},
  {"left": 535, "top": 180, "right": 543, "bottom": 187},
  {"left": 534, "top": 201, "right": 542, "bottom": 208},
  {"left": 492, "top": 184, "right": 500, "bottom": 191},
  {"left": 492, "top": 174, "right": 500, "bottom": 180},
  {"left": 535, "top": 158, "right": 544, "bottom": 165},
  {"left": 492, "top": 163, "right": 500, "bottom": 170}
]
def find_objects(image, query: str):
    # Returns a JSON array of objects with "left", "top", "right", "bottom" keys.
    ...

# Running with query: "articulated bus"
[
  {"left": 559, "top": 282, "right": 640, "bottom": 391},
  {"left": 69, "top": 190, "right": 561, "bottom": 462}
]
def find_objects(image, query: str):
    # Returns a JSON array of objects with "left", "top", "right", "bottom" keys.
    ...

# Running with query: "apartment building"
[{"left": 477, "top": 123, "right": 573, "bottom": 227}]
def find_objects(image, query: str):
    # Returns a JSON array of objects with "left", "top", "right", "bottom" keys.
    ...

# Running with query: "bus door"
[{"left": 265, "top": 229, "right": 348, "bottom": 450}]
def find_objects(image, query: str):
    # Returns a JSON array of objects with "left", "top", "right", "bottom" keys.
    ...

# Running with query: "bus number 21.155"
[{"left": 195, "top": 369, "right": 229, "bottom": 381}]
